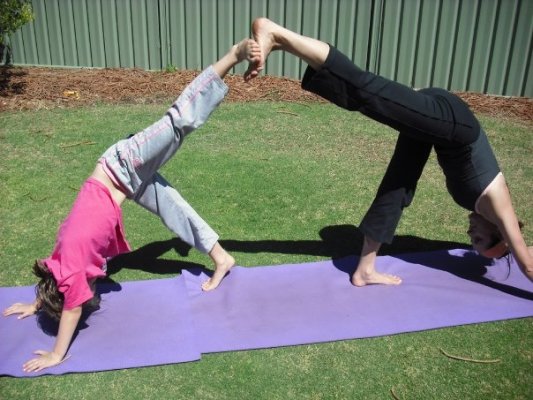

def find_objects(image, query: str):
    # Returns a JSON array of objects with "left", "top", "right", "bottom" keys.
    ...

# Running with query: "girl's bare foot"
[
  {"left": 234, "top": 38, "right": 262, "bottom": 64},
  {"left": 244, "top": 18, "right": 281, "bottom": 81},
  {"left": 202, "top": 244, "right": 235, "bottom": 291},
  {"left": 351, "top": 270, "right": 402, "bottom": 287}
]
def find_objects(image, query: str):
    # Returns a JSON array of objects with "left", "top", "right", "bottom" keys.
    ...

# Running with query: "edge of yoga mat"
[
  {"left": 1, "top": 248, "right": 531, "bottom": 377},
  {"left": 0, "top": 276, "right": 201, "bottom": 377}
]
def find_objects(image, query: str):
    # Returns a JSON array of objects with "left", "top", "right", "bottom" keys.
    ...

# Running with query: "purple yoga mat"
[
  {"left": 0, "top": 276, "right": 200, "bottom": 377},
  {"left": 1, "top": 249, "right": 531, "bottom": 377},
  {"left": 182, "top": 249, "right": 533, "bottom": 353}
]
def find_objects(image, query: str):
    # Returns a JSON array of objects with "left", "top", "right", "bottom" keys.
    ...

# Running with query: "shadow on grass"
[
  {"left": 106, "top": 238, "right": 208, "bottom": 276},
  {"left": 105, "top": 223, "right": 468, "bottom": 274},
  {"left": 220, "top": 224, "right": 468, "bottom": 259}
]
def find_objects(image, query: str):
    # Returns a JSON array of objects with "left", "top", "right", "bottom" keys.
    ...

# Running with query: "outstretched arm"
[
  {"left": 22, "top": 306, "right": 81, "bottom": 373},
  {"left": 479, "top": 176, "right": 533, "bottom": 282}
]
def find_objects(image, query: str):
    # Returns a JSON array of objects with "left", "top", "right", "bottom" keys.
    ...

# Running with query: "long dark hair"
[
  {"left": 33, "top": 260, "right": 63, "bottom": 321},
  {"left": 33, "top": 260, "right": 101, "bottom": 321},
  {"left": 490, "top": 220, "right": 524, "bottom": 250}
]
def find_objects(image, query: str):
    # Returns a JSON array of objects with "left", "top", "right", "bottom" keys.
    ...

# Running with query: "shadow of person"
[
  {"left": 218, "top": 224, "right": 531, "bottom": 298},
  {"left": 106, "top": 238, "right": 208, "bottom": 276},
  {"left": 219, "top": 224, "right": 468, "bottom": 259},
  {"left": 395, "top": 250, "right": 533, "bottom": 300}
]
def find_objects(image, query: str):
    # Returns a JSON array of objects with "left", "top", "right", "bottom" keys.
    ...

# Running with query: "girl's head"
[
  {"left": 467, "top": 213, "right": 519, "bottom": 259},
  {"left": 33, "top": 260, "right": 102, "bottom": 321},
  {"left": 33, "top": 260, "right": 63, "bottom": 321}
]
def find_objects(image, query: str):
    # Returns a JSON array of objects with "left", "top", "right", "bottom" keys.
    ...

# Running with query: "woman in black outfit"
[{"left": 245, "top": 18, "right": 532, "bottom": 286}]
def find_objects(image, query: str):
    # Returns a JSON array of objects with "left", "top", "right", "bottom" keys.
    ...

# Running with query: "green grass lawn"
[{"left": 0, "top": 102, "right": 532, "bottom": 399}]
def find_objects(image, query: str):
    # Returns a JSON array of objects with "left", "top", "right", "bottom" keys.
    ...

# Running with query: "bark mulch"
[{"left": 1, "top": 66, "right": 531, "bottom": 123}]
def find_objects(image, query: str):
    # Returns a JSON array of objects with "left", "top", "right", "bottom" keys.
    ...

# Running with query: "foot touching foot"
[
  {"left": 244, "top": 17, "right": 281, "bottom": 81},
  {"left": 235, "top": 38, "right": 261, "bottom": 64},
  {"left": 202, "top": 252, "right": 235, "bottom": 292},
  {"left": 351, "top": 270, "right": 402, "bottom": 287}
]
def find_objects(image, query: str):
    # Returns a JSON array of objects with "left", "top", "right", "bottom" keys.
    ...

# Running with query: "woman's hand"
[{"left": 3, "top": 302, "right": 38, "bottom": 319}]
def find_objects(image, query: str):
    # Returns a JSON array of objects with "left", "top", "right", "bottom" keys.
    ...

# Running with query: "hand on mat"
[
  {"left": 23, "top": 351, "right": 70, "bottom": 373},
  {"left": 3, "top": 302, "right": 37, "bottom": 319}
]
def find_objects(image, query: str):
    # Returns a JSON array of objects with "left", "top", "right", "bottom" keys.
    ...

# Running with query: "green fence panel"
[
  {"left": 72, "top": 0, "right": 92, "bottom": 67},
  {"left": 3, "top": 0, "right": 532, "bottom": 96}
]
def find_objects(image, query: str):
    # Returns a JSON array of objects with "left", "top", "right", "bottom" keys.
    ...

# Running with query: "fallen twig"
[
  {"left": 291, "top": 101, "right": 313, "bottom": 108},
  {"left": 439, "top": 348, "right": 501, "bottom": 363},
  {"left": 59, "top": 140, "right": 96, "bottom": 148},
  {"left": 390, "top": 388, "right": 401, "bottom": 400},
  {"left": 276, "top": 110, "right": 299, "bottom": 116},
  {"left": 22, "top": 192, "right": 49, "bottom": 202}
]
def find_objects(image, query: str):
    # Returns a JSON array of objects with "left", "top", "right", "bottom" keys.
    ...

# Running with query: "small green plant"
[
  {"left": 0, "top": 0, "right": 34, "bottom": 63},
  {"left": 165, "top": 63, "right": 178, "bottom": 73}
]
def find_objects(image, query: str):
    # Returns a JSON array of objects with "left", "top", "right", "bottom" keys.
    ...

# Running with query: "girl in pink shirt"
[{"left": 3, "top": 38, "right": 262, "bottom": 373}]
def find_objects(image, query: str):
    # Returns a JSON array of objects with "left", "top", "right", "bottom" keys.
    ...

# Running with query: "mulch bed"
[{"left": 1, "top": 66, "right": 531, "bottom": 123}]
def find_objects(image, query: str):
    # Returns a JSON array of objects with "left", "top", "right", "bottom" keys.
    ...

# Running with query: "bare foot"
[
  {"left": 202, "top": 249, "right": 235, "bottom": 291},
  {"left": 244, "top": 18, "right": 281, "bottom": 81},
  {"left": 234, "top": 38, "right": 262, "bottom": 64},
  {"left": 351, "top": 270, "right": 402, "bottom": 287}
]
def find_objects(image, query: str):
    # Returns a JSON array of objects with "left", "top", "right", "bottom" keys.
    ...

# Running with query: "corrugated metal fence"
[{"left": 4, "top": 0, "right": 532, "bottom": 96}]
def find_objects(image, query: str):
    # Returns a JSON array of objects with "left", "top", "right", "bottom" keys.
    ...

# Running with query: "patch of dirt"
[{"left": 1, "top": 66, "right": 531, "bottom": 123}]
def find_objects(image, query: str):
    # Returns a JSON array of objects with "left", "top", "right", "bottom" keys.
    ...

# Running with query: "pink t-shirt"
[{"left": 44, "top": 178, "right": 130, "bottom": 310}]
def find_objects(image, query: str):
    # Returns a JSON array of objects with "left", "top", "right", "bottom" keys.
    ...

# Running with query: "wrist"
[{"left": 50, "top": 350, "right": 65, "bottom": 361}]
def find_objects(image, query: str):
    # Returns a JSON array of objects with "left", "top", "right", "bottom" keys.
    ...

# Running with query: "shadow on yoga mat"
[{"left": 1, "top": 247, "right": 531, "bottom": 377}]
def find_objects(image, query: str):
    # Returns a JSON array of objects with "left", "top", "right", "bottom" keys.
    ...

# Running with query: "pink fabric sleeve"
[{"left": 59, "top": 271, "right": 94, "bottom": 310}]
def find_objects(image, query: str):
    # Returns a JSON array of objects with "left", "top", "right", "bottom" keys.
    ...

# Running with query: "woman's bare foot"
[
  {"left": 244, "top": 18, "right": 282, "bottom": 81},
  {"left": 202, "top": 243, "right": 235, "bottom": 291},
  {"left": 351, "top": 270, "right": 402, "bottom": 287}
]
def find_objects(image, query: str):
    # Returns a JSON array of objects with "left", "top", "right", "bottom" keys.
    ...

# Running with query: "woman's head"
[
  {"left": 33, "top": 260, "right": 64, "bottom": 321},
  {"left": 467, "top": 213, "right": 513, "bottom": 259}
]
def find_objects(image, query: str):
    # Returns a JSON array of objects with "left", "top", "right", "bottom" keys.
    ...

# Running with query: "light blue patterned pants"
[{"left": 99, "top": 66, "right": 228, "bottom": 253}]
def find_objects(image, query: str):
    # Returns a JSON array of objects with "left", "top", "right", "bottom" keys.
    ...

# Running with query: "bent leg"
[
  {"left": 134, "top": 173, "right": 235, "bottom": 291},
  {"left": 353, "top": 134, "right": 432, "bottom": 286},
  {"left": 359, "top": 134, "right": 433, "bottom": 244},
  {"left": 133, "top": 173, "right": 219, "bottom": 254}
]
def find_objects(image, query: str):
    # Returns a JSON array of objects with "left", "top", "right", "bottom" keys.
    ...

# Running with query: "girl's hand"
[
  {"left": 22, "top": 351, "right": 70, "bottom": 373},
  {"left": 3, "top": 302, "right": 37, "bottom": 319}
]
